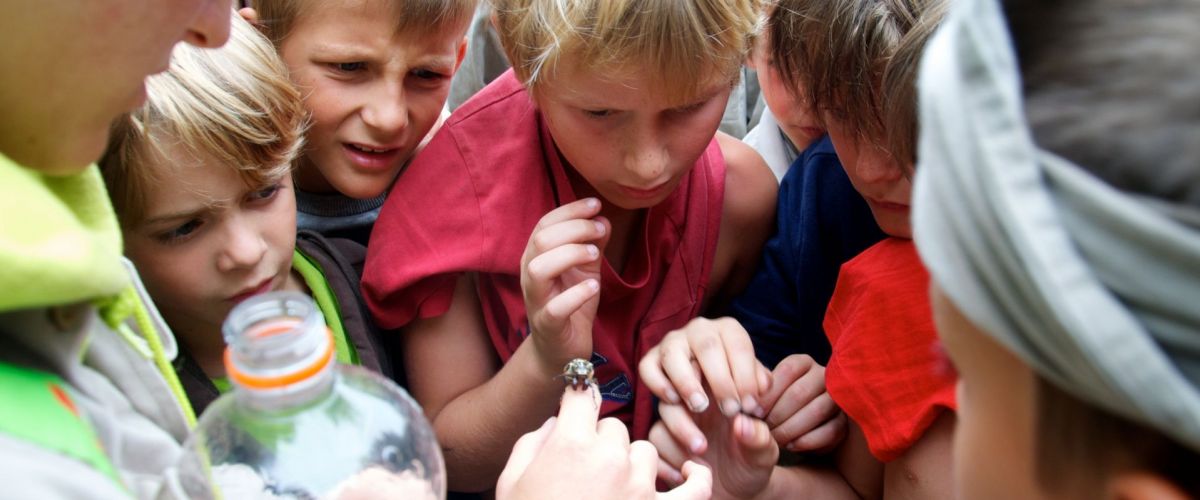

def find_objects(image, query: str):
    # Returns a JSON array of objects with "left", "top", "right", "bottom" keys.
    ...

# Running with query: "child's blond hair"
[
  {"left": 769, "top": 0, "right": 947, "bottom": 165},
  {"left": 252, "top": 0, "right": 478, "bottom": 47},
  {"left": 492, "top": 0, "right": 762, "bottom": 104},
  {"left": 100, "top": 14, "right": 307, "bottom": 226}
]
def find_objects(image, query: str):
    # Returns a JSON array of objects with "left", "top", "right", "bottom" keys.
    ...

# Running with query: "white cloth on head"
[{"left": 912, "top": 0, "right": 1200, "bottom": 451}]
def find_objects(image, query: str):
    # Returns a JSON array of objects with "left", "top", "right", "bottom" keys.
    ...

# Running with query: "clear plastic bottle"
[{"left": 171, "top": 292, "right": 445, "bottom": 499}]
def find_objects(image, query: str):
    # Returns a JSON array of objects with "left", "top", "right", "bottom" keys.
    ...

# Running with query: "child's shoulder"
[
  {"left": 715, "top": 132, "right": 777, "bottom": 222},
  {"left": 444, "top": 70, "right": 534, "bottom": 129}
]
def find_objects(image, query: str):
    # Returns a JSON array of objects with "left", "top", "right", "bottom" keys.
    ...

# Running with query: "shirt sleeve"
[{"left": 361, "top": 126, "right": 485, "bottom": 330}]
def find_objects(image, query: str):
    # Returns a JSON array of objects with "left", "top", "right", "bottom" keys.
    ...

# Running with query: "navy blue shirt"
[{"left": 730, "top": 136, "right": 885, "bottom": 367}]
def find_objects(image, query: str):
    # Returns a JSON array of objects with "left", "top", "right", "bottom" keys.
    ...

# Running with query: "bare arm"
[
  {"left": 882, "top": 412, "right": 955, "bottom": 500},
  {"left": 401, "top": 273, "right": 565, "bottom": 492}
]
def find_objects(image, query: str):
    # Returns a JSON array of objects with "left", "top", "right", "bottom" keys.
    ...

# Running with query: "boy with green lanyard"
[
  {"left": 99, "top": 14, "right": 392, "bottom": 413},
  {"left": 0, "top": 0, "right": 232, "bottom": 497}
]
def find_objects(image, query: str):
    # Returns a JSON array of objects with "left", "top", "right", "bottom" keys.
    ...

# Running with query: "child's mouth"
[{"left": 343, "top": 143, "right": 403, "bottom": 171}]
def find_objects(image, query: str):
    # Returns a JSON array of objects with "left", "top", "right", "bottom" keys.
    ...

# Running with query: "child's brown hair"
[
  {"left": 768, "top": 0, "right": 947, "bottom": 166},
  {"left": 252, "top": 0, "right": 477, "bottom": 48}
]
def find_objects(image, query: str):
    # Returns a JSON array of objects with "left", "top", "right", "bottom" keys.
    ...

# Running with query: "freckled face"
[{"left": 535, "top": 62, "right": 732, "bottom": 210}]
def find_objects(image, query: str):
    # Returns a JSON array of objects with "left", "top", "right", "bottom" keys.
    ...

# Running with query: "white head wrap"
[{"left": 913, "top": 0, "right": 1200, "bottom": 450}]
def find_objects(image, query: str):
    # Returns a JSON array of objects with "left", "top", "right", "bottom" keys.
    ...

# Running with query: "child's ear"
[
  {"left": 454, "top": 36, "right": 468, "bottom": 72},
  {"left": 1106, "top": 472, "right": 1189, "bottom": 500},
  {"left": 238, "top": 7, "right": 259, "bottom": 25}
]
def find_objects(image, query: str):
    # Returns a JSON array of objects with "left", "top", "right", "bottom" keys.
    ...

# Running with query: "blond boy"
[
  {"left": 101, "top": 15, "right": 390, "bottom": 413},
  {"left": 363, "top": 0, "right": 778, "bottom": 491}
]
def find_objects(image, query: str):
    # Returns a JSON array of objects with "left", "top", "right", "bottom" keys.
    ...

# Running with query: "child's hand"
[
  {"left": 521, "top": 198, "right": 611, "bottom": 372},
  {"left": 650, "top": 401, "right": 778, "bottom": 500},
  {"left": 759, "top": 354, "right": 846, "bottom": 453},
  {"left": 639, "top": 317, "right": 772, "bottom": 419},
  {"left": 497, "top": 387, "right": 712, "bottom": 500}
]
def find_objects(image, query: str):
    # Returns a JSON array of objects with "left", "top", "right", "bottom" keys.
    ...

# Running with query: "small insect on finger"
[{"left": 559, "top": 357, "right": 596, "bottom": 390}]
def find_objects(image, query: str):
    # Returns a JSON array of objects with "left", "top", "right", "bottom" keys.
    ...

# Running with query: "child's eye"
[
  {"left": 671, "top": 101, "right": 707, "bottom": 115},
  {"left": 248, "top": 184, "right": 282, "bottom": 203},
  {"left": 583, "top": 109, "right": 615, "bottom": 119},
  {"left": 410, "top": 68, "right": 446, "bottom": 81},
  {"left": 330, "top": 62, "right": 367, "bottom": 73},
  {"left": 157, "top": 219, "right": 203, "bottom": 244}
]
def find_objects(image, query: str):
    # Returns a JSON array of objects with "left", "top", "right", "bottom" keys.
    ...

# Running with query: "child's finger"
[
  {"left": 533, "top": 197, "right": 603, "bottom": 231},
  {"left": 637, "top": 349, "right": 681, "bottom": 405},
  {"left": 540, "top": 279, "right": 600, "bottom": 323},
  {"left": 659, "top": 461, "right": 713, "bottom": 500},
  {"left": 596, "top": 417, "right": 632, "bottom": 450},
  {"left": 657, "top": 457, "right": 684, "bottom": 487},
  {"left": 553, "top": 385, "right": 602, "bottom": 439},
  {"left": 712, "top": 317, "right": 764, "bottom": 417},
  {"left": 685, "top": 322, "right": 740, "bottom": 417},
  {"left": 759, "top": 354, "right": 816, "bottom": 417},
  {"left": 769, "top": 391, "right": 841, "bottom": 448},
  {"left": 647, "top": 416, "right": 693, "bottom": 470},
  {"left": 733, "top": 414, "right": 780, "bottom": 470},
  {"left": 657, "top": 402, "right": 707, "bottom": 456},
  {"left": 657, "top": 336, "right": 709, "bottom": 413},
  {"left": 628, "top": 440, "right": 662, "bottom": 490},
  {"left": 525, "top": 243, "right": 601, "bottom": 287},
  {"left": 782, "top": 402, "right": 846, "bottom": 453},
  {"left": 526, "top": 218, "right": 609, "bottom": 256},
  {"left": 496, "top": 416, "right": 557, "bottom": 498}
]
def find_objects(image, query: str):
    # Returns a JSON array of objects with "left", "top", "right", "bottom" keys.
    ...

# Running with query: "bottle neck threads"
[{"left": 222, "top": 292, "right": 335, "bottom": 409}]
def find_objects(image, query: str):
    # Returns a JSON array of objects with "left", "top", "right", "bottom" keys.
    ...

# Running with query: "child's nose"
[
  {"left": 182, "top": 0, "right": 233, "bottom": 49},
  {"left": 217, "top": 220, "right": 268, "bottom": 272},
  {"left": 855, "top": 148, "right": 904, "bottom": 184},
  {"left": 362, "top": 86, "right": 410, "bottom": 136},
  {"left": 624, "top": 136, "right": 669, "bottom": 184}
]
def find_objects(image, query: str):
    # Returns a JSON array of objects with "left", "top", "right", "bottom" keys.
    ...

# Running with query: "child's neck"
[{"left": 566, "top": 168, "right": 645, "bottom": 275}]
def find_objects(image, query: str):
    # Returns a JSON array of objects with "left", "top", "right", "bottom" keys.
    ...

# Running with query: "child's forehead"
[
  {"left": 540, "top": 59, "right": 736, "bottom": 107},
  {"left": 289, "top": 0, "right": 469, "bottom": 38}
]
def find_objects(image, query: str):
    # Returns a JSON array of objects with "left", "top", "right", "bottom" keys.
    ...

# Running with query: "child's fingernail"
[
  {"left": 585, "top": 197, "right": 599, "bottom": 209},
  {"left": 586, "top": 244, "right": 599, "bottom": 257},
  {"left": 720, "top": 398, "right": 741, "bottom": 417},
  {"left": 665, "top": 387, "right": 680, "bottom": 404},
  {"left": 687, "top": 393, "right": 709, "bottom": 413},
  {"left": 667, "top": 469, "right": 684, "bottom": 485},
  {"left": 742, "top": 396, "right": 760, "bottom": 417},
  {"left": 586, "top": 279, "right": 600, "bottom": 291},
  {"left": 690, "top": 436, "right": 706, "bottom": 454},
  {"left": 594, "top": 221, "right": 606, "bottom": 235}
]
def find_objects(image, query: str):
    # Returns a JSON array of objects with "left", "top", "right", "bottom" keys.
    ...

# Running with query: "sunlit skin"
[
  {"left": 747, "top": 29, "right": 824, "bottom": 152},
  {"left": 535, "top": 61, "right": 733, "bottom": 262},
  {"left": 0, "top": 0, "right": 231, "bottom": 174},
  {"left": 123, "top": 143, "right": 306, "bottom": 378},
  {"left": 824, "top": 112, "right": 914, "bottom": 238},
  {"left": 278, "top": 0, "right": 468, "bottom": 199},
  {"left": 930, "top": 284, "right": 1045, "bottom": 500}
]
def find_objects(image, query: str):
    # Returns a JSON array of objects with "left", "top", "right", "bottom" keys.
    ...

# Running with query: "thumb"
[
  {"left": 733, "top": 414, "right": 780, "bottom": 470},
  {"left": 497, "top": 416, "right": 557, "bottom": 498},
  {"left": 658, "top": 460, "right": 713, "bottom": 500}
]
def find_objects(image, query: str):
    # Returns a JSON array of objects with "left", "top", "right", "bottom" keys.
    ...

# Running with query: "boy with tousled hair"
[
  {"left": 0, "top": 0, "right": 231, "bottom": 497},
  {"left": 363, "top": 0, "right": 779, "bottom": 491},
  {"left": 244, "top": 0, "right": 476, "bottom": 245},
  {"left": 100, "top": 14, "right": 392, "bottom": 413},
  {"left": 642, "top": 0, "right": 954, "bottom": 498},
  {"left": 918, "top": 0, "right": 1200, "bottom": 497}
]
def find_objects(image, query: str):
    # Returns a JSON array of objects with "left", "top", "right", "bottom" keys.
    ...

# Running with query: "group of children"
[{"left": 2, "top": 0, "right": 1198, "bottom": 498}]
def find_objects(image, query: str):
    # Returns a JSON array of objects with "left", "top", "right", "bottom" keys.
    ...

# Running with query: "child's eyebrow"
[
  {"left": 139, "top": 201, "right": 225, "bottom": 228},
  {"left": 308, "top": 43, "right": 375, "bottom": 59}
]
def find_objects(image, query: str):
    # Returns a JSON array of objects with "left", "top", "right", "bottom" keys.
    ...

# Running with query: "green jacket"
[{"left": 0, "top": 154, "right": 199, "bottom": 498}]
